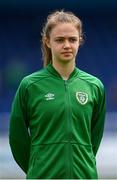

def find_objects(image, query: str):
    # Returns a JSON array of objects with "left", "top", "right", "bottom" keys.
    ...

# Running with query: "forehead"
[{"left": 50, "top": 23, "right": 79, "bottom": 37}]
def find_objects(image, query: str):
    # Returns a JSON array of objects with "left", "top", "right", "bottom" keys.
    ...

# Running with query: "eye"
[
  {"left": 55, "top": 38, "right": 64, "bottom": 43},
  {"left": 69, "top": 38, "right": 78, "bottom": 43}
]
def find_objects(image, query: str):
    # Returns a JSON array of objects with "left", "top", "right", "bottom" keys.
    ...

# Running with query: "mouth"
[{"left": 61, "top": 52, "right": 72, "bottom": 55}]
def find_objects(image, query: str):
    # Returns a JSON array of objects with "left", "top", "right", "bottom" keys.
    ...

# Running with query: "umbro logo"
[{"left": 44, "top": 93, "right": 55, "bottom": 100}]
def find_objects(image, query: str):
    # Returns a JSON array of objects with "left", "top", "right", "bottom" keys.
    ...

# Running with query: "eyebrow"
[{"left": 54, "top": 36, "right": 78, "bottom": 38}]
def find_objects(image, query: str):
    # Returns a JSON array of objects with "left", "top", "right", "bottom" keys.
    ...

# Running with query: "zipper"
[
  {"left": 64, "top": 80, "right": 72, "bottom": 178},
  {"left": 64, "top": 80, "right": 71, "bottom": 139}
]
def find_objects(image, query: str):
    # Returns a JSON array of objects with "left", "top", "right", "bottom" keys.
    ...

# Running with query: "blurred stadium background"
[{"left": 0, "top": 0, "right": 117, "bottom": 179}]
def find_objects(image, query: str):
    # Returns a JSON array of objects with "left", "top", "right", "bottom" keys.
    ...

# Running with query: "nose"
[{"left": 63, "top": 40, "right": 70, "bottom": 48}]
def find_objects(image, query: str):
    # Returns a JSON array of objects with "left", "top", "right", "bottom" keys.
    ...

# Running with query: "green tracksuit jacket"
[{"left": 9, "top": 64, "right": 106, "bottom": 179}]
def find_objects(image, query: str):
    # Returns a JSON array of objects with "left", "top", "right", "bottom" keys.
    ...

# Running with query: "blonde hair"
[{"left": 41, "top": 10, "right": 84, "bottom": 67}]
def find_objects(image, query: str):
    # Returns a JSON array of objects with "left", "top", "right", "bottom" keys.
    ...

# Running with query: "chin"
[
  {"left": 61, "top": 56, "right": 72, "bottom": 60},
  {"left": 61, "top": 59, "right": 73, "bottom": 63}
]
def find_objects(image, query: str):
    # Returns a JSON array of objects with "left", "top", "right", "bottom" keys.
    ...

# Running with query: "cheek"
[
  {"left": 51, "top": 46, "right": 60, "bottom": 57},
  {"left": 74, "top": 44, "right": 79, "bottom": 53},
  {"left": 52, "top": 45, "right": 61, "bottom": 53}
]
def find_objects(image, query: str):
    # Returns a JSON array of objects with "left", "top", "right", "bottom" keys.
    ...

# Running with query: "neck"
[{"left": 52, "top": 60, "right": 75, "bottom": 80}]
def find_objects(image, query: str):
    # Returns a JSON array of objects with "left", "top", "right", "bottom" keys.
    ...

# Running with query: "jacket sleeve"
[
  {"left": 91, "top": 82, "right": 106, "bottom": 156},
  {"left": 9, "top": 78, "right": 31, "bottom": 173}
]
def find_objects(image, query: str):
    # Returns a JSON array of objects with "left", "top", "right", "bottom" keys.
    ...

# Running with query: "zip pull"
[
  {"left": 64, "top": 80, "right": 67, "bottom": 85},
  {"left": 64, "top": 80, "right": 68, "bottom": 91}
]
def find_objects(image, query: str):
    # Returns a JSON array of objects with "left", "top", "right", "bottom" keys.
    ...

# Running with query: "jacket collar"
[{"left": 46, "top": 63, "right": 79, "bottom": 80}]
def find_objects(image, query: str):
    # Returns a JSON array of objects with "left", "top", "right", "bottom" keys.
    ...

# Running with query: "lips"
[{"left": 61, "top": 52, "right": 72, "bottom": 54}]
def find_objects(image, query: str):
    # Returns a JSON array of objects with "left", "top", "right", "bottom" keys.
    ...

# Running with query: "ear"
[{"left": 45, "top": 38, "right": 51, "bottom": 48}]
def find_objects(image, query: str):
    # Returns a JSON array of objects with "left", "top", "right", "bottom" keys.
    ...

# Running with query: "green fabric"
[{"left": 9, "top": 64, "right": 106, "bottom": 179}]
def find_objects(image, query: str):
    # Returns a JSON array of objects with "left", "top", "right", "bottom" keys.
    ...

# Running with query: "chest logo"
[
  {"left": 76, "top": 92, "right": 88, "bottom": 105},
  {"left": 45, "top": 93, "right": 55, "bottom": 100}
]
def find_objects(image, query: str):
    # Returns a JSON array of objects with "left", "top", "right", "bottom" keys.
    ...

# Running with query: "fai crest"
[{"left": 76, "top": 92, "right": 88, "bottom": 105}]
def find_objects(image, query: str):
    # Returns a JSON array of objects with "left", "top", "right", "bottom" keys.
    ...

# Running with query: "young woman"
[{"left": 9, "top": 10, "right": 106, "bottom": 179}]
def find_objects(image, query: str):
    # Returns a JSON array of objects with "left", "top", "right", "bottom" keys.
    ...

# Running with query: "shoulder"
[
  {"left": 78, "top": 68, "right": 105, "bottom": 92},
  {"left": 18, "top": 67, "right": 49, "bottom": 90}
]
